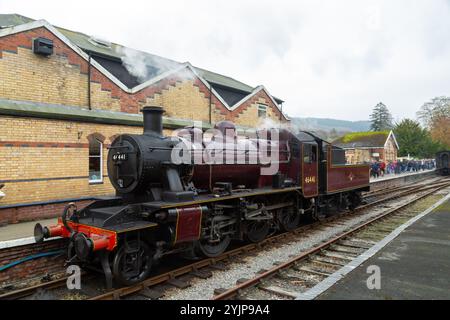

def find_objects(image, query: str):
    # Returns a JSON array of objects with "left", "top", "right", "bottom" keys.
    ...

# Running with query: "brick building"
[
  {"left": 333, "top": 131, "right": 399, "bottom": 164},
  {"left": 0, "top": 14, "right": 289, "bottom": 224}
]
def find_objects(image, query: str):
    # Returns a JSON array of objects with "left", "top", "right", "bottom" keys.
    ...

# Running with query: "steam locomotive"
[{"left": 34, "top": 106, "right": 370, "bottom": 288}]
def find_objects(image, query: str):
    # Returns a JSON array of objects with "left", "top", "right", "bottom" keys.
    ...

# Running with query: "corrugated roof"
[
  {"left": 333, "top": 131, "right": 390, "bottom": 149},
  {"left": 0, "top": 13, "right": 33, "bottom": 27},
  {"left": 194, "top": 67, "right": 284, "bottom": 103},
  {"left": 193, "top": 67, "right": 254, "bottom": 93}
]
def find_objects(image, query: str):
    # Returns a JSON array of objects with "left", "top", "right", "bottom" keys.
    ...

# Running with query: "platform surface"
[
  {"left": 369, "top": 168, "right": 434, "bottom": 183},
  {"left": 318, "top": 197, "right": 450, "bottom": 300}
]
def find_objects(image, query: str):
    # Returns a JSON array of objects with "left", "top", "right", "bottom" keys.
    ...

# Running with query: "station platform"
[
  {"left": 318, "top": 195, "right": 450, "bottom": 300},
  {"left": 369, "top": 169, "right": 435, "bottom": 183},
  {"left": 0, "top": 217, "right": 57, "bottom": 243}
]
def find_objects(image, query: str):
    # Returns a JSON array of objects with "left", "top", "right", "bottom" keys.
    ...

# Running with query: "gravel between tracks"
[{"left": 161, "top": 187, "right": 449, "bottom": 300}]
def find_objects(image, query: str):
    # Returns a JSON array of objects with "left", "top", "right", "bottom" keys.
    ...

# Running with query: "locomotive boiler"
[{"left": 35, "top": 106, "right": 370, "bottom": 288}]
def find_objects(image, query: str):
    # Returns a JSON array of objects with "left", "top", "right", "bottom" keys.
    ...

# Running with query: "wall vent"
[{"left": 33, "top": 37, "right": 53, "bottom": 56}]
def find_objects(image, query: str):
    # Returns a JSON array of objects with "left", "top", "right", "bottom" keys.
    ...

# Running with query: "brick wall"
[
  {"left": 0, "top": 116, "right": 147, "bottom": 206},
  {"left": 0, "top": 238, "right": 67, "bottom": 286},
  {"left": 0, "top": 200, "right": 93, "bottom": 226}
]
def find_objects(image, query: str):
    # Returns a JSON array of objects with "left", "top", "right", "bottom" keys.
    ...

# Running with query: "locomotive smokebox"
[{"left": 142, "top": 106, "right": 163, "bottom": 136}]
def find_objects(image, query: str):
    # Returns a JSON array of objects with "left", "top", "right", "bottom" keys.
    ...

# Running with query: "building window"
[
  {"left": 89, "top": 138, "right": 103, "bottom": 183},
  {"left": 258, "top": 105, "right": 267, "bottom": 118}
]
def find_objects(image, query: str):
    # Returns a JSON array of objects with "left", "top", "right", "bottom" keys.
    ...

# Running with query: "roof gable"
[{"left": 385, "top": 130, "right": 399, "bottom": 150}]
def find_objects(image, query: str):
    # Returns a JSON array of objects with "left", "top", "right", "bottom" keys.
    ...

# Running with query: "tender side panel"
[{"left": 326, "top": 145, "right": 370, "bottom": 193}]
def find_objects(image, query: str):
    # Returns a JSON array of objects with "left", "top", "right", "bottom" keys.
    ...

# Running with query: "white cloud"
[{"left": 1, "top": 0, "right": 449, "bottom": 121}]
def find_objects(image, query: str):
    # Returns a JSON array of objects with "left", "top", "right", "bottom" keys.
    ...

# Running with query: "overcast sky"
[{"left": 1, "top": 0, "right": 450, "bottom": 121}]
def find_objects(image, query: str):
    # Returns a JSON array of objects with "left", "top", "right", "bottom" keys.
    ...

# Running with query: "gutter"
[{"left": 88, "top": 53, "right": 92, "bottom": 110}]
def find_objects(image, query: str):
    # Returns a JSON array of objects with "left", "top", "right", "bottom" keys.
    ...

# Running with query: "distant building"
[{"left": 333, "top": 131, "right": 399, "bottom": 164}]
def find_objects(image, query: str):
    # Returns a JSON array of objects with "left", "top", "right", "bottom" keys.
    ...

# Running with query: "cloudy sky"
[{"left": 1, "top": 0, "right": 450, "bottom": 121}]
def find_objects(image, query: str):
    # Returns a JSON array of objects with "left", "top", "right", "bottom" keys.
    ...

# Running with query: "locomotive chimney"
[{"left": 142, "top": 106, "right": 163, "bottom": 136}]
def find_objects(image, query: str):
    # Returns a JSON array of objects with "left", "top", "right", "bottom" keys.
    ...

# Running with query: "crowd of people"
[{"left": 370, "top": 159, "right": 435, "bottom": 179}]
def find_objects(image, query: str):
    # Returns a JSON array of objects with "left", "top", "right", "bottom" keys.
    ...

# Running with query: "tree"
[
  {"left": 370, "top": 102, "right": 393, "bottom": 131},
  {"left": 394, "top": 119, "right": 444, "bottom": 158},
  {"left": 417, "top": 97, "right": 450, "bottom": 148}
]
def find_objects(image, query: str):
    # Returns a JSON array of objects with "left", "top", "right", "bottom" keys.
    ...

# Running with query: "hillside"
[
  {"left": 290, "top": 117, "right": 371, "bottom": 132},
  {"left": 289, "top": 117, "right": 371, "bottom": 141}
]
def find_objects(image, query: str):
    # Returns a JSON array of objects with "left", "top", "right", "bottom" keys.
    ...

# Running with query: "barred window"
[{"left": 89, "top": 138, "right": 103, "bottom": 183}]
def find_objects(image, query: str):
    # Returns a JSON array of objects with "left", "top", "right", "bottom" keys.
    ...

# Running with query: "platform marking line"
[
  {"left": 369, "top": 169, "right": 435, "bottom": 183},
  {"left": 0, "top": 236, "right": 49, "bottom": 249},
  {"left": 296, "top": 191, "right": 450, "bottom": 300}
]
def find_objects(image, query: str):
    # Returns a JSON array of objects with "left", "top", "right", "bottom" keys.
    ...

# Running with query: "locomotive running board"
[{"left": 141, "top": 186, "right": 302, "bottom": 210}]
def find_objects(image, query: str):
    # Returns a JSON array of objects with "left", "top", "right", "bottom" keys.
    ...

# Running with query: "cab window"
[{"left": 303, "top": 144, "right": 317, "bottom": 163}]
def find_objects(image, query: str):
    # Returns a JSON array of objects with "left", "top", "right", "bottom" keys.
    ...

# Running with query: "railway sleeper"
[
  {"left": 296, "top": 265, "right": 332, "bottom": 277},
  {"left": 276, "top": 271, "right": 319, "bottom": 288},
  {"left": 319, "top": 250, "right": 354, "bottom": 261},
  {"left": 326, "top": 246, "right": 360, "bottom": 256},
  {"left": 337, "top": 239, "right": 373, "bottom": 249},
  {"left": 258, "top": 285, "right": 300, "bottom": 299},
  {"left": 305, "top": 260, "right": 340, "bottom": 274},
  {"left": 309, "top": 255, "right": 348, "bottom": 267},
  {"left": 330, "top": 243, "right": 365, "bottom": 253}
]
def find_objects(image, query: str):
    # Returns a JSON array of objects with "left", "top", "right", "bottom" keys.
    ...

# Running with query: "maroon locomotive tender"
[{"left": 35, "top": 106, "right": 370, "bottom": 287}]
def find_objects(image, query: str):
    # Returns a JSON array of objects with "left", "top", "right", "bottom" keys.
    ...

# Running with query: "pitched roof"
[
  {"left": 0, "top": 14, "right": 284, "bottom": 107},
  {"left": 333, "top": 131, "right": 397, "bottom": 149},
  {"left": 0, "top": 13, "right": 33, "bottom": 27}
]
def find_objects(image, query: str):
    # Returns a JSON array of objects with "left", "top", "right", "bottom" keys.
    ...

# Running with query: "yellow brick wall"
[
  {"left": 0, "top": 116, "right": 150, "bottom": 205},
  {"left": 90, "top": 82, "right": 122, "bottom": 112},
  {"left": 234, "top": 98, "right": 281, "bottom": 127},
  {"left": 0, "top": 47, "right": 88, "bottom": 107},
  {"left": 0, "top": 47, "right": 123, "bottom": 112},
  {"left": 144, "top": 80, "right": 211, "bottom": 122}
]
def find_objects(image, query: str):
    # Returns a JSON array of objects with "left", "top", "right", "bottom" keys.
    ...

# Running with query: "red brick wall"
[
  {"left": 0, "top": 239, "right": 67, "bottom": 287},
  {"left": 0, "top": 200, "right": 93, "bottom": 226}
]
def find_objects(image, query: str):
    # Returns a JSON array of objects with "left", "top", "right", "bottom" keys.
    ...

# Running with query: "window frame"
[
  {"left": 89, "top": 139, "right": 103, "bottom": 184},
  {"left": 257, "top": 104, "right": 267, "bottom": 118}
]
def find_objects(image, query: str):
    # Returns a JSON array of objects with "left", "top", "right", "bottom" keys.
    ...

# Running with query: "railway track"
[
  {"left": 0, "top": 176, "right": 447, "bottom": 300},
  {"left": 213, "top": 181, "right": 450, "bottom": 300},
  {"left": 89, "top": 178, "right": 450, "bottom": 301}
]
